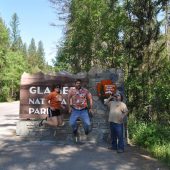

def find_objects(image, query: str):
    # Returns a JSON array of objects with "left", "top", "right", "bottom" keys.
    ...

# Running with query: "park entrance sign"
[
  {"left": 18, "top": 68, "right": 126, "bottom": 143},
  {"left": 19, "top": 71, "right": 88, "bottom": 119}
]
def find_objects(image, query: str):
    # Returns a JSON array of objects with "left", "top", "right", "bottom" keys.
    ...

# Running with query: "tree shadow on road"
[{"left": 0, "top": 138, "right": 169, "bottom": 170}]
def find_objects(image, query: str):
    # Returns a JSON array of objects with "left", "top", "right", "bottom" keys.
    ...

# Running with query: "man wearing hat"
[{"left": 104, "top": 91, "right": 128, "bottom": 153}]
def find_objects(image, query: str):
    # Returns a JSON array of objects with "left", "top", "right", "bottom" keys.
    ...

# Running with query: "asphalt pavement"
[{"left": 0, "top": 101, "right": 169, "bottom": 170}]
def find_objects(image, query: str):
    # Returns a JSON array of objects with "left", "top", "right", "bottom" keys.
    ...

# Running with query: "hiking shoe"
[
  {"left": 39, "top": 119, "right": 44, "bottom": 127},
  {"left": 85, "top": 130, "right": 89, "bottom": 135},
  {"left": 72, "top": 134, "right": 79, "bottom": 144},
  {"left": 73, "top": 129, "right": 78, "bottom": 136}
]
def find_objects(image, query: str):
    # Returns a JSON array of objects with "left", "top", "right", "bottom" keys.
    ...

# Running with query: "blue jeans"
[
  {"left": 69, "top": 108, "right": 91, "bottom": 135},
  {"left": 110, "top": 122, "right": 124, "bottom": 150}
]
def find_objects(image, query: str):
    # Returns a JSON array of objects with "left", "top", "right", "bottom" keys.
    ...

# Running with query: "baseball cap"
[{"left": 114, "top": 91, "right": 121, "bottom": 96}]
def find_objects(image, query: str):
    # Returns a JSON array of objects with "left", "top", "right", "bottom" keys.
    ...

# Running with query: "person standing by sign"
[
  {"left": 104, "top": 91, "right": 128, "bottom": 153},
  {"left": 39, "top": 85, "right": 64, "bottom": 127},
  {"left": 68, "top": 79, "right": 93, "bottom": 141}
]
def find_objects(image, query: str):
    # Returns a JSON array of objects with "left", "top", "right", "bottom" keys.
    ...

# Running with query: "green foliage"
[
  {"left": 0, "top": 17, "right": 10, "bottom": 68},
  {"left": 0, "top": 85, "right": 10, "bottom": 101},
  {"left": 27, "top": 38, "right": 38, "bottom": 69},
  {"left": 0, "top": 13, "right": 52, "bottom": 101},
  {"left": 9, "top": 13, "right": 21, "bottom": 51},
  {"left": 36, "top": 41, "right": 46, "bottom": 70},
  {"left": 1, "top": 51, "right": 28, "bottom": 101},
  {"left": 51, "top": 0, "right": 169, "bottom": 124},
  {"left": 27, "top": 39, "right": 47, "bottom": 73},
  {"left": 128, "top": 116, "right": 170, "bottom": 166},
  {"left": 151, "top": 60, "right": 170, "bottom": 113},
  {"left": 52, "top": 0, "right": 127, "bottom": 72},
  {"left": 0, "top": 17, "right": 10, "bottom": 101},
  {"left": 151, "top": 143, "right": 170, "bottom": 166}
]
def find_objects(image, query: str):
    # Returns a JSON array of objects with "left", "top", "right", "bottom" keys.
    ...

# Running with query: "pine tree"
[
  {"left": 0, "top": 17, "right": 10, "bottom": 68},
  {"left": 0, "top": 17, "right": 10, "bottom": 101},
  {"left": 10, "top": 13, "right": 21, "bottom": 51},
  {"left": 27, "top": 38, "right": 38, "bottom": 71},
  {"left": 22, "top": 43, "right": 27, "bottom": 57},
  {"left": 37, "top": 41, "right": 46, "bottom": 70}
]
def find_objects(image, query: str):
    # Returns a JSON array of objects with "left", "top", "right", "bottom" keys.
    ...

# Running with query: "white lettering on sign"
[
  {"left": 29, "top": 86, "right": 50, "bottom": 94},
  {"left": 61, "top": 98, "right": 67, "bottom": 105},
  {"left": 62, "top": 87, "right": 69, "bottom": 94},
  {"left": 29, "top": 86, "right": 71, "bottom": 94},
  {"left": 28, "top": 86, "right": 71, "bottom": 115},
  {"left": 44, "top": 88, "right": 50, "bottom": 94},
  {"left": 29, "top": 98, "right": 45, "bottom": 104},
  {"left": 29, "top": 108, "right": 48, "bottom": 114}
]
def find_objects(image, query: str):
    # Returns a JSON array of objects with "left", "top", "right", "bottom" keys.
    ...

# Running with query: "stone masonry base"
[{"left": 16, "top": 119, "right": 110, "bottom": 144}]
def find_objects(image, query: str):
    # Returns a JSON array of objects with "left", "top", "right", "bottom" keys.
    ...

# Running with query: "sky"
[{"left": 0, "top": 0, "right": 65, "bottom": 65}]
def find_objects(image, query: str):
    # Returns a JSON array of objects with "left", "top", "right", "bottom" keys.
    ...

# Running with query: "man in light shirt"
[{"left": 104, "top": 91, "right": 128, "bottom": 153}]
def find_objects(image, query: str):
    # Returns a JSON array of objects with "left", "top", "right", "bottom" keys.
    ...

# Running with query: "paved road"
[
  {"left": 0, "top": 101, "right": 169, "bottom": 170},
  {"left": 0, "top": 101, "right": 19, "bottom": 138}
]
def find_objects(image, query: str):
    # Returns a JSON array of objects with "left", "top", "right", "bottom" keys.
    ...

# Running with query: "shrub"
[{"left": 128, "top": 116, "right": 170, "bottom": 166}]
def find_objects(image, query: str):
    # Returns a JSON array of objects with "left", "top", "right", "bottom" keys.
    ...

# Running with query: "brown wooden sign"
[{"left": 20, "top": 72, "right": 88, "bottom": 119}]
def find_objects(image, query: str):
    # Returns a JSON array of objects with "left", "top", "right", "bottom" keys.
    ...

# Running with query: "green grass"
[{"left": 128, "top": 116, "right": 170, "bottom": 167}]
